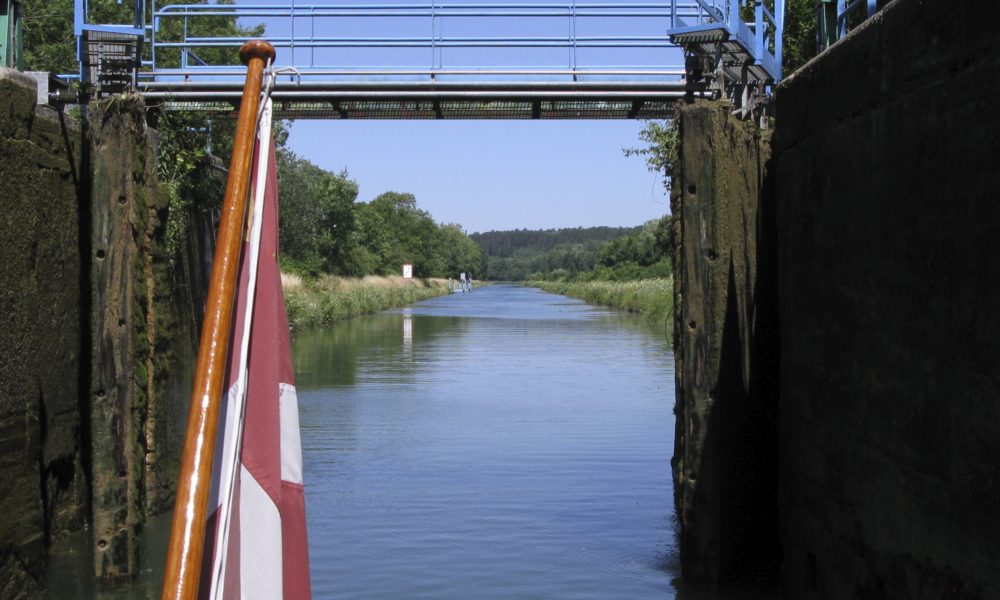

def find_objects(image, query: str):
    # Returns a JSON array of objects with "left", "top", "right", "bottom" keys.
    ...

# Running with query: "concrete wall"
[
  {"left": 0, "top": 71, "right": 215, "bottom": 592},
  {"left": 0, "top": 69, "right": 89, "bottom": 598},
  {"left": 673, "top": 100, "right": 780, "bottom": 581},
  {"left": 89, "top": 98, "right": 216, "bottom": 580},
  {"left": 773, "top": 0, "right": 1000, "bottom": 597}
]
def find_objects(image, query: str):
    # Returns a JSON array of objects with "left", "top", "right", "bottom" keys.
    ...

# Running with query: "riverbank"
[
  {"left": 525, "top": 278, "right": 674, "bottom": 329},
  {"left": 282, "top": 273, "right": 451, "bottom": 329}
]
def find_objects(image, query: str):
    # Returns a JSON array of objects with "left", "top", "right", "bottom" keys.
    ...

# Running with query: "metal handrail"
[
  {"left": 72, "top": 0, "right": 781, "bottom": 111},
  {"left": 836, "top": 0, "right": 876, "bottom": 37},
  {"left": 818, "top": 0, "right": 876, "bottom": 51},
  {"left": 754, "top": 0, "right": 783, "bottom": 79},
  {"left": 147, "top": 1, "right": 699, "bottom": 76}
]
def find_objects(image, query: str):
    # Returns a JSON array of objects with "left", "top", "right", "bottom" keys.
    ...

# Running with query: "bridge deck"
[
  {"left": 143, "top": 77, "right": 691, "bottom": 119},
  {"left": 73, "top": 1, "right": 784, "bottom": 119}
]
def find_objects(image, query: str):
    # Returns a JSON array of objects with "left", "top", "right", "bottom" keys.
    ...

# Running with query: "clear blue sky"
[{"left": 285, "top": 119, "right": 669, "bottom": 234}]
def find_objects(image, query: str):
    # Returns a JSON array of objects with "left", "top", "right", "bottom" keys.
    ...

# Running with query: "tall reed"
[
  {"left": 283, "top": 275, "right": 450, "bottom": 330},
  {"left": 526, "top": 278, "right": 674, "bottom": 331}
]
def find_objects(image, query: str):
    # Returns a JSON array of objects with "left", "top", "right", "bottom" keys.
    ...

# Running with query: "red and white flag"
[{"left": 201, "top": 98, "right": 311, "bottom": 599}]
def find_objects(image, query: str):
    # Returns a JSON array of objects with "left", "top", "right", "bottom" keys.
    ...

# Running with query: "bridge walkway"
[{"left": 73, "top": 1, "right": 786, "bottom": 119}]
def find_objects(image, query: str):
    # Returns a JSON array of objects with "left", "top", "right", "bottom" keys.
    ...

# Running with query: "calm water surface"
[
  {"left": 297, "top": 285, "right": 676, "bottom": 599},
  {"left": 47, "top": 285, "right": 774, "bottom": 599}
]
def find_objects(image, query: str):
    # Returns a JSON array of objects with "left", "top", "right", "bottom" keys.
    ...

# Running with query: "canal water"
[
  {"left": 46, "top": 284, "right": 774, "bottom": 598},
  {"left": 296, "top": 285, "right": 676, "bottom": 599}
]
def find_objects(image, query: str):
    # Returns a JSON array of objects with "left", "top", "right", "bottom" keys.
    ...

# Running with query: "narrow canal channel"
[
  {"left": 50, "top": 284, "right": 774, "bottom": 598},
  {"left": 295, "top": 285, "right": 677, "bottom": 598}
]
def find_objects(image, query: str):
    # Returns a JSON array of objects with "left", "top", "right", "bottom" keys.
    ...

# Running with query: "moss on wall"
[
  {"left": 89, "top": 96, "right": 217, "bottom": 580},
  {"left": 0, "top": 70, "right": 216, "bottom": 591},
  {"left": 0, "top": 68, "right": 88, "bottom": 597},
  {"left": 672, "top": 99, "right": 780, "bottom": 582}
]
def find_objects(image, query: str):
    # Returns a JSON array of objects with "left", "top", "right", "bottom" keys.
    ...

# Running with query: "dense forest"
[
  {"left": 474, "top": 217, "right": 673, "bottom": 281},
  {"left": 471, "top": 226, "right": 640, "bottom": 257}
]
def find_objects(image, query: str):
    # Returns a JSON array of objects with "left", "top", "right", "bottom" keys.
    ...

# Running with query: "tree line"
[
  {"left": 474, "top": 217, "right": 674, "bottom": 281},
  {"left": 471, "top": 226, "right": 640, "bottom": 258},
  {"left": 277, "top": 150, "right": 483, "bottom": 279}
]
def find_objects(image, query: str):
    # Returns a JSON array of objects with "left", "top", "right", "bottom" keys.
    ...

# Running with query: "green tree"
[
  {"left": 782, "top": 0, "right": 820, "bottom": 75},
  {"left": 351, "top": 201, "right": 389, "bottom": 275},
  {"left": 21, "top": 0, "right": 75, "bottom": 72},
  {"left": 437, "top": 223, "right": 484, "bottom": 278},
  {"left": 624, "top": 120, "right": 679, "bottom": 193},
  {"left": 277, "top": 150, "right": 359, "bottom": 276},
  {"left": 21, "top": 0, "right": 133, "bottom": 72},
  {"left": 366, "top": 191, "right": 442, "bottom": 276}
]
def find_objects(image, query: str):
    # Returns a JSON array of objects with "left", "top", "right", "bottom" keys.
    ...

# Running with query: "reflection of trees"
[{"left": 291, "top": 313, "right": 463, "bottom": 391}]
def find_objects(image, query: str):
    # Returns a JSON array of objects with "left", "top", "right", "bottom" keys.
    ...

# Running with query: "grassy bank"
[
  {"left": 282, "top": 273, "right": 451, "bottom": 330},
  {"left": 526, "top": 278, "right": 674, "bottom": 328}
]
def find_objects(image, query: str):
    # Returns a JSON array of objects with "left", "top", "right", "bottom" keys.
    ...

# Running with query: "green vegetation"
[
  {"left": 275, "top": 147, "right": 483, "bottom": 330},
  {"left": 276, "top": 156, "right": 483, "bottom": 280},
  {"left": 475, "top": 217, "right": 673, "bottom": 282},
  {"left": 623, "top": 120, "right": 679, "bottom": 193},
  {"left": 282, "top": 274, "right": 450, "bottom": 330},
  {"left": 479, "top": 117, "right": 679, "bottom": 324},
  {"left": 782, "top": 0, "right": 821, "bottom": 74},
  {"left": 527, "top": 278, "right": 673, "bottom": 325},
  {"left": 472, "top": 225, "right": 642, "bottom": 281},
  {"left": 476, "top": 219, "right": 674, "bottom": 329}
]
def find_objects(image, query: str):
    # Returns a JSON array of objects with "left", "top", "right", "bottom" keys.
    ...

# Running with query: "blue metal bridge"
[{"left": 73, "top": 0, "right": 789, "bottom": 119}]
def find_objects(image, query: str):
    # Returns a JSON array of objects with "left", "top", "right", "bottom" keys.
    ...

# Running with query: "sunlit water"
[
  {"left": 46, "top": 285, "right": 775, "bottom": 599},
  {"left": 296, "top": 285, "right": 677, "bottom": 598}
]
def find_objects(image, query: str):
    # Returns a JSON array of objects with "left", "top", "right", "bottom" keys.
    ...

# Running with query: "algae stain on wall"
[
  {"left": 89, "top": 95, "right": 217, "bottom": 580},
  {"left": 1, "top": 67, "right": 217, "bottom": 592},
  {"left": 0, "top": 68, "right": 88, "bottom": 597},
  {"left": 672, "top": 99, "right": 780, "bottom": 582}
]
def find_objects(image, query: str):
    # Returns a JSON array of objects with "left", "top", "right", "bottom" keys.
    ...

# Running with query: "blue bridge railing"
[
  {"left": 667, "top": 0, "right": 783, "bottom": 86},
  {"left": 817, "top": 0, "right": 878, "bottom": 51},
  {"left": 72, "top": 1, "right": 786, "bottom": 118}
]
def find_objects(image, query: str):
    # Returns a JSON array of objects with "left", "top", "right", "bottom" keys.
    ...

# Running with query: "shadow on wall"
[{"left": 672, "top": 99, "right": 780, "bottom": 585}]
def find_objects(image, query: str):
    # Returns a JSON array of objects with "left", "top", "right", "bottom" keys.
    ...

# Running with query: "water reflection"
[
  {"left": 44, "top": 285, "right": 773, "bottom": 599},
  {"left": 402, "top": 311, "right": 413, "bottom": 357},
  {"left": 293, "top": 311, "right": 467, "bottom": 390},
  {"left": 45, "top": 513, "right": 171, "bottom": 599},
  {"left": 297, "top": 285, "right": 683, "bottom": 599}
]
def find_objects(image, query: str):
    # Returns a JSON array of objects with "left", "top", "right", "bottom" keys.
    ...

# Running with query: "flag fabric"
[{"left": 201, "top": 99, "right": 311, "bottom": 600}]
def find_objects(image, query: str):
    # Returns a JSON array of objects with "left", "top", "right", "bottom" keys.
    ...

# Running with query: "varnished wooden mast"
[{"left": 161, "top": 40, "right": 276, "bottom": 600}]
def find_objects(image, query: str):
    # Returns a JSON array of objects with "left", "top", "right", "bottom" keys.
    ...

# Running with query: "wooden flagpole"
[{"left": 161, "top": 39, "right": 276, "bottom": 600}]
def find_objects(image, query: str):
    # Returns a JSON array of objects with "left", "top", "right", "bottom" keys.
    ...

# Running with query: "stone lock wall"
[
  {"left": 89, "top": 97, "right": 216, "bottom": 580},
  {"left": 0, "top": 69, "right": 89, "bottom": 599},
  {"left": 772, "top": 1, "right": 1000, "bottom": 597},
  {"left": 0, "top": 70, "right": 215, "bottom": 593},
  {"left": 672, "top": 100, "right": 780, "bottom": 582},
  {"left": 674, "top": 1, "right": 1000, "bottom": 597}
]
